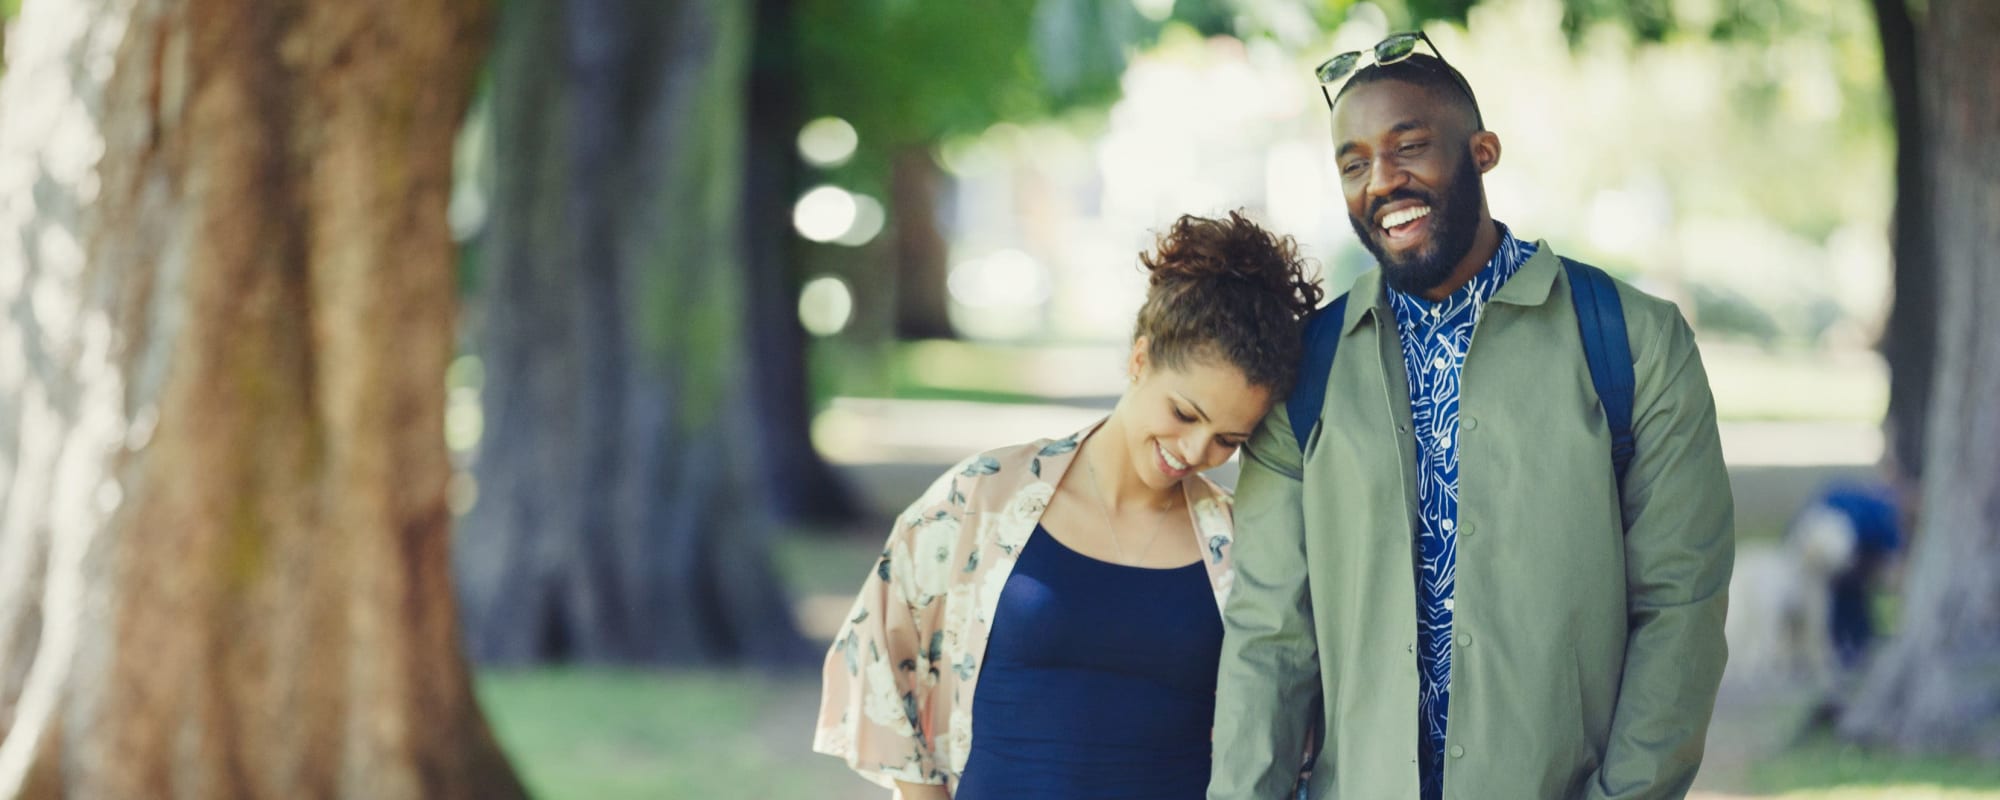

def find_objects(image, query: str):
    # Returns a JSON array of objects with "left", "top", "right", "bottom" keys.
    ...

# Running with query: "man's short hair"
[{"left": 1331, "top": 52, "right": 1486, "bottom": 131}]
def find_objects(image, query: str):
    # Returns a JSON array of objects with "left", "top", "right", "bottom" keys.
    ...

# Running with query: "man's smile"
[{"left": 1379, "top": 204, "right": 1433, "bottom": 249}]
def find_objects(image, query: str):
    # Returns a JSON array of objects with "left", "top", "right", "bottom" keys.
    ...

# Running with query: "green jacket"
[{"left": 1210, "top": 243, "right": 1734, "bottom": 800}]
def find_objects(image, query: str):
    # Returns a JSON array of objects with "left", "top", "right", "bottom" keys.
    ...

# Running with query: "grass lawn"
[
  {"left": 478, "top": 664, "right": 2000, "bottom": 800},
  {"left": 1744, "top": 732, "right": 2000, "bottom": 797},
  {"left": 478, "top": 668, "right": 880, "bottom": 800}
]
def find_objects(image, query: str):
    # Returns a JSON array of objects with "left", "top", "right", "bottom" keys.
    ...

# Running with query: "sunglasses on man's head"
[{"left": 1314, "top": 31, "right": 1483, "bottom": 128}]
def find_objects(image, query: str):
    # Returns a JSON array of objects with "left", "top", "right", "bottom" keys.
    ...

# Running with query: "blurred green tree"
[
  {"left": 459, "top": 0, "right": 1196, "bottom": 665},
  {"left": 793, "top": 0, "right": 1164, "bottom": 340},
  {"left": 0, "top": 0, "right": 522, "bottom": 795},
  {"left": 455, "top": 0, "right": 814, "bottom": 666},
  {"left": 734, "top": 0, "right": 1198, "bottom": 523}
]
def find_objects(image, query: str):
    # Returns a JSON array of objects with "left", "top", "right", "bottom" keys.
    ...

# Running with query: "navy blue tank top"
[{"left": 954, "top": 524, "right": 1223, "bottom": 799}]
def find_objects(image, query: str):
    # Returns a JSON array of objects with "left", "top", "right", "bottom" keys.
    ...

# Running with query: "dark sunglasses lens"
[
  {"left": 1375, "top": 34, "right": 1419, "bottom": 64},
  {"left": 1316, "top": 51, "right": 1362, "bottom": 84}
]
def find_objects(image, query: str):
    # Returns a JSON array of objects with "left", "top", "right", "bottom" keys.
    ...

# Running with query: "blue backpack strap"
[
  {"left": 1561, "top": 258, "right": 1636, "bottom": 490},
  {"left": 1286, "top": 293, "right": 1350, "bottom": 456}
]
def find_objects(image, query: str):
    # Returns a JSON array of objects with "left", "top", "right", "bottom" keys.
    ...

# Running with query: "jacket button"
[
  {"left": 1462, "top": 416, "right": 1479, "bottom": 431},
  {"left": 1450, "top": 745, "right": 1465, "bottom": 758},
  {"left": 1407, "top": 642, "right": 1416, "bottom": 653},
  {"left": 1460, "top": 523, "right": 1476, "bottom": 538},
  {"left": 1457, "top": 633, "right": 1472, "bottom": 648}
]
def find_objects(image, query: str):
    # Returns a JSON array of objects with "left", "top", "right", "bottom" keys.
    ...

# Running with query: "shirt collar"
[{"left": 1386, "top": 222, "right": 1535, "bottom": 327}]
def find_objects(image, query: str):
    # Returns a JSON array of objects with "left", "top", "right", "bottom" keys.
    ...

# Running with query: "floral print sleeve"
[{"left": 813, "top": 465, "right": 962, "bottom": 788}]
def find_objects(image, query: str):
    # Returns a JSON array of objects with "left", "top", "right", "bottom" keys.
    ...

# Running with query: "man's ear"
[{"left": 1470, "top": 130, "right": 1502, "bottom": 174}]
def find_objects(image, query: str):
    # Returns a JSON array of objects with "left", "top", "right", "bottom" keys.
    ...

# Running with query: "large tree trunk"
[
  {"left": 891, "top": 147, "right": 957, "bottom": 340},
  {"left": 1839, "top": 0, "right": 2000, "bottom": 757},
  {"left": 456, "top": 0, "right": 811, "bottom": 666},
  {"left": 739, "top": 0, "right": 862, "bottom": 525},
  {"left": 0, "top": 0, "right": 522, "bottom": 796},
  {"left": 1871, "top": 0, "right": 1935, "bottom": 483}
]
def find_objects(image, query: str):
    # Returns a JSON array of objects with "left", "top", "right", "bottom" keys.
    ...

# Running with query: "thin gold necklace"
[{"left": 1083, "top": 451, "right": 1175, "bottom": 566}]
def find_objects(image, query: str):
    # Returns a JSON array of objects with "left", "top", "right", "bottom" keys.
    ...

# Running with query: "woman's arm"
[
  {"left": 894, "top": 780, "right": 951, "bottom": 800},
  {"left": 814, "top": 465, "right": 970, "bottom": 789}
]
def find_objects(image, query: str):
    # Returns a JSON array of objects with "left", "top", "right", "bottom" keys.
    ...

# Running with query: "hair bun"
[{"left": 1140, "top": 210, "right": 1323, "bottom": 318}]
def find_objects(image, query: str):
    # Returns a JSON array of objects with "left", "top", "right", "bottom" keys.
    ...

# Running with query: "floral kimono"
[{"left": 813, "top": 421, "right": 1237, "bottom": 791}]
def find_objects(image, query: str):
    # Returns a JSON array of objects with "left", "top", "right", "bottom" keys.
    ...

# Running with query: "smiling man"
[{"left": 1209, "top": 36, "right": 1735, "bottom": 800}]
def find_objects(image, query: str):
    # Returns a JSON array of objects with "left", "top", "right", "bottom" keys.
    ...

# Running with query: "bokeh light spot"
[
  {"left": 798, "top": 276, "right": 855, "bottom": 337},
  {"left": 798, "top": 117, "right": 859, "bottom": 167},
  {"left": 793, "top": 185, "right": 858, "bottom": 242}
]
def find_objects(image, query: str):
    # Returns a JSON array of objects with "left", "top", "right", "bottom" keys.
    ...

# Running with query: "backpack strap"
[
  {"left": 1286, "top": 293, "right": 1350, "bottom": 456},
  {"left": 1561, "top": 257, "right": 1636, "bottom": 491}
]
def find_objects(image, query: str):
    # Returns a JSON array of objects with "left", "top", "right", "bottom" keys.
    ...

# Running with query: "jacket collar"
[
  {"left": 1339, "top": 236, "right": 1564, "bottom": 336},
  {"left": 1488, "top": 239, "right": 1560, "bottom": 308}
]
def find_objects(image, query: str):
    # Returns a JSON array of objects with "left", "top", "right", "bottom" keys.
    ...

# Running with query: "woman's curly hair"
[{"left": 1133, "top": 211, "right": 1324, "bottom": 397}]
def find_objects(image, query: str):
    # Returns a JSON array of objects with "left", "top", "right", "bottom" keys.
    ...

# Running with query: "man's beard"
[{"left": 1349, "top": 147, "right": 1486, "bottom": 296}]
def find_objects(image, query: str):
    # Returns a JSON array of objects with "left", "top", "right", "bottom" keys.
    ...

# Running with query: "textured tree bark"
[
  {"left": 0, "top": 0, "right": 523, "bottom": 796},
  {"left": 891, "top": 147, "right": 957, "bottom": 340},
  {"left": 1839, "top": 0, "right": 2000, "bottom": 757},
  {"left": 740, "top": 0, "right": 862, "bottom": 525},
  {"left": 1871, "top": 0, "right": 1935, "bottom": 483},
  {"left": 456, "top": 0, "right": 812, "bottom": 666}
]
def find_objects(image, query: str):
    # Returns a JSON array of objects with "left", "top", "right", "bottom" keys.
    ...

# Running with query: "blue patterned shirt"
[{"left": 1386, "top": 224, "right": 1537, "bottom": 800}]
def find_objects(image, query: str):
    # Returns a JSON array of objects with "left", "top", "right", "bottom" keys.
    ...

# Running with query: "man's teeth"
[
  {"left": 1160, "top": 445, "right": 1188, "bottom": 471},
  {"left": 1381, "top": 206, "right": 1432, "bottom": 230}
]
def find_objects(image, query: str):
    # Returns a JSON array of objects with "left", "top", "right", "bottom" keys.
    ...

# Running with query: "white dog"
[{"left": 1722, "top": 504, "right": 1858, "bottom": 693}]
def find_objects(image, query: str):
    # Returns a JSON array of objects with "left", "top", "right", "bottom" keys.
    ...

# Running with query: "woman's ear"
[{"left": 1127, "top": 337, "right": 1150, "bottom": 383}]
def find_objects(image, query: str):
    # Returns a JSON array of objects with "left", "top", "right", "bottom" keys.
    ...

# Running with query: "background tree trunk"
[
  {"left": 456, "top": 0, "right": 811, "bottom": 666},
  {"left": 1839, "top": 0, "right": 2000, "bottom": 757},
  {"left": 740, "top": 0, "right": 862, "bottom": 525},
  {"left": 891, "top": 147, "right": 957, "bottom": 340},
  {"left": 0, "top": 0, "right": 522, "bottom": 796},
  {"left": 1871, "top": 0, "right": 1935, "bottom": 484}
]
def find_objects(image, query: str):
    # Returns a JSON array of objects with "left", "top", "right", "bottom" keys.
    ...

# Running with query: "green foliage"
[
  {"left": 795, "top": 0, "right": 1159, "bottom": 171},
  {"left": 1372, "top": 0, "right": 1851, "bottom": 44},
  {"left": 1, "top": 0, "right": 16, "bottom": 73},
  {"left": 1168, "top": 0, "right": 1243, "bottom": 36}
]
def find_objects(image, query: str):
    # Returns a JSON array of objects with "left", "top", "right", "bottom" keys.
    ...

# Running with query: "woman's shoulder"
[
  {"left": 951, "top": 429, "right": 1084, "bottom": 480},
  {"left": 898, "top": 429, "right": 1088, "bottom": 525}
]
